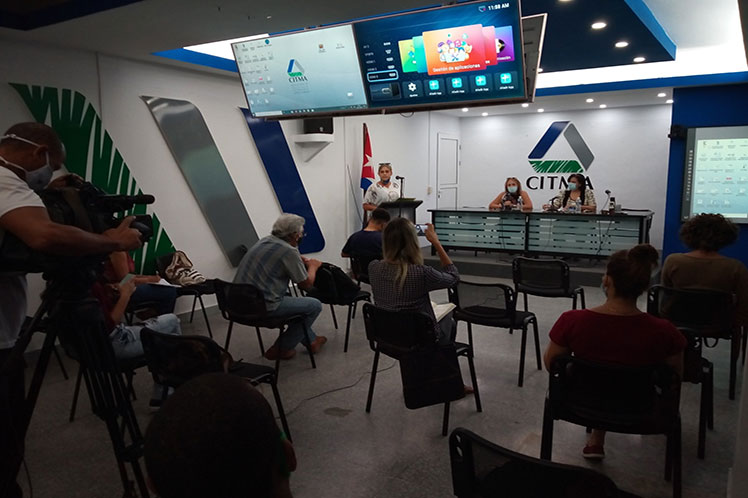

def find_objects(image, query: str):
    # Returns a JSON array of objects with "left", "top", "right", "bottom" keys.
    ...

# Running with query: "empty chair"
[
  {"left": 512, "top": 256, "right": 586, "bottom": 311},
  {"left": 213, "top": 279, "right": 316, "bottom": 374},
  {"left": 140, "top": 328, "right": 291, "bottom": 440},
  {"left": 448, "top": 281, "right": 540, "bottom": 387},
  {"left": 647, "top": 284, "right": 739, "bottom": 400},
  {"left": 449, "top": 428, "right": 642, "bottom": 498},
  {"left": 362, "top": 303, "right": 481, "bottom": 436},
  {"left": 540, "top": 355, "right": 682, "bottom": 498}
]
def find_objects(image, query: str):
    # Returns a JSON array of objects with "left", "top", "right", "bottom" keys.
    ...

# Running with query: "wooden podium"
[{"left": 379, "top": 199, "right": 423, "bottom": 223}]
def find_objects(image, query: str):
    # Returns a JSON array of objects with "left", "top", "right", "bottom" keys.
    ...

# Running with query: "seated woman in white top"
[
  {"left": 488, "top": 177, "right": 533, "bottom": 211},
  {"left": 543, "top": 173, "right": 596, "bottom": 213},
  {"left": 363, "top": 163, "right": 400, "bottom": 213}
]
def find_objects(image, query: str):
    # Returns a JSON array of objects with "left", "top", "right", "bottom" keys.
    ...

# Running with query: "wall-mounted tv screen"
[
  {"left": 681, "top": 125, "right": 748, "bottom": 224},
  {"left": 232, "top": 25, "right": 368, "bottom": 118},
  {"left": 352, "top": 0, "right": 526, "bottom": 111},
  {"left": 521, "top": 13, "right": 546, "bottom": 101}
]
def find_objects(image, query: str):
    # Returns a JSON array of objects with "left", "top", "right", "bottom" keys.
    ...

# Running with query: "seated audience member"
[
  {"left": 91, "top": 275, "right": 181, "bottom": 405},
  {"left": 234, "top": 213, "right": 326, "bottom": 360},
  {"left": 662, "top": 213, "right": 748, "bottom": 327},
  {"left": 144, "top": 373, "right": 297, "bottom": 498},
  {"left": 341, "top": 207, "right": 390, "bottom": 272},
  {"left": 543, "top": 244, "right": 686, "bottom": 460},
  {"left": 488, "top": 177, "right": 533, "bottom": 211},
  {"left": 104, "top": 250, "right": 177, "bottom": 316}
]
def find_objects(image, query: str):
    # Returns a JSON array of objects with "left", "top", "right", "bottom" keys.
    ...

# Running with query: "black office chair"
[
  {"left": 304, "top": 264, "right": 371, "bottom": 352},
  {"left": 350, "top": 254, "right": 377, "bottom": 286},
  {"left": 512, "top": 257, "right": 586, "bottom": 311},
  {"left": 677, "top": 327, "right": 714, "bottom": 459},
  {"left": 449, "top": 428, "right": 642, "bottom": 498},
  {"left": 540, "top": 355, "right": 682, "bottom": 498},
  {"left": 140, "top": 328, "right": 291, "bottom": 440},
  {"left": 156, "top": 252, "right": 214, "bottom": 338},
  {"left": 362, "top": 303, "right": 481, "bottom": 436},
  {"left": 647, "top": 284, "right": 739, "bottom": 400},
  {"left": 448, "top": 281, "right": 540, "bottom": 387},
  {"left": 213, "top": 279, "right": 316, "bottom": 374}
]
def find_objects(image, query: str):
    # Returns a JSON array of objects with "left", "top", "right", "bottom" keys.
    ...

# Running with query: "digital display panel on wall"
[
  {"left": 232, "top": 25, "right": 368, "bottom": 118},
  {"left": 682, "top": 125, "right": 748, "bottom": 224},
  {"left": 352, "top": 0, "right": 526, "bottom": 110}
]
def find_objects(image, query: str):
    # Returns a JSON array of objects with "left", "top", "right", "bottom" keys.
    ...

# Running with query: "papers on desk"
[{"left": 431, "top": 301, "right": 456, "bottom": 322}]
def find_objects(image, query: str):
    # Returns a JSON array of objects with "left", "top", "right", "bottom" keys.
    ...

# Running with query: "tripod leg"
[{"left": 53, "top": 345, "right": 69, "bottom": 380}]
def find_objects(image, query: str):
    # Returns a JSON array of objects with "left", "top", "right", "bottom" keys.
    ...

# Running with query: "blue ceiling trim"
[
  {"left": 0, "top": 0, "right": 142, "bottom": 30},
  {"left": 624, "top": 0, "right": 676, "bottom": 59},
  {"left": 536, "top": 71, "right": 748, "bottom": 96},
  {"left": 152, "top": 49, "right": 238, "bottom": 72}
]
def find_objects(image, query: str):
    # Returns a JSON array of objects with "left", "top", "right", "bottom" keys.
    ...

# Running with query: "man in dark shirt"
[{"left": 341, "top": 208, "right": 390, "bottom": 281}]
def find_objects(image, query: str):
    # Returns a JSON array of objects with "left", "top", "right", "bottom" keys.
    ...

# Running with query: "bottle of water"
[
  {"left": 575, "top": 198, "right": 582, "bottom": 213},
  {"left": 517, "top": 195, "right": 523, "bottom": 211}
]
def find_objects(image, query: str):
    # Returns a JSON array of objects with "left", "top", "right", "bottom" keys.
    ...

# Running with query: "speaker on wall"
[
  {"left": 668, "top": 124, "right": 687, "bottom": 140},
  {"left": 303, "top": 118, "right": 333, "bottom": 134}
]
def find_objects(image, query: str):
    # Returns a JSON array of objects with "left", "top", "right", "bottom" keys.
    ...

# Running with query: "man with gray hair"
[{"left": 234, "top": 213, "right": 326, "bottom": 360}]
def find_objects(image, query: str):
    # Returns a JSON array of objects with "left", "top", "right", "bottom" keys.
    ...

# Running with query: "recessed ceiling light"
[
  {"left": 559, "top": 0, "right": 573, "bottom": 3},
  {"left": 657, "top": 92, "right": 667, "bottom": 98},
  {"left": 266, "top": 15, "right": 272, "bottom": 19},
  {"left": 481, "top": 112, "right": 488, "bottom": 117},
  {"left": 586, "top": 98, "right": 594, "bottom": 103},
  {"left": 666, "top": 99, "right": 674, "bottom": 104},
  {"left": 521, "top": 103, "right": 530, "bottom": 108},
  {"left": 538, "top": 67, "right": 544, "bottom": 73},
  {"left": 599, "top": 104, "right": 607, "bottom": 109},
  {"left": 615, "top": 41, "right": 629, "bottom": 48},
  {"left": 591, "top": 21, "right": 607, "bottom": 30},
  {"left": 462, "top": 107, "right": 469, "bottom": 112},
  {"left": 537, "top": 108, "right": 545, "bottom": 113},
  {"left": 633, "top": 56, "right": 646, "bottom": 63}
]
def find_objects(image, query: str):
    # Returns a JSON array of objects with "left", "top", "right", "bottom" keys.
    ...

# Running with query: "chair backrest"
[
  {"left": 140, "top": 328, "right": 226, "bottom": 388},
  {"left": 647, "top": 284, "right": 735, "bottom": 339},
  {"left": 213, "top": 279, "right": 268, "bottom": 324},
  {"left": 312, "top": 263, "right": 360, "bottom": 304},
  {"left": 547, "top": 355, "right": 680, "bottom": 435},
  {"left": 350, "top": 254, "right": 378, "bottom": 283},
  {"left": 361, "top": 303, "right": 437, "bottom": 358},
  {"left": 512, "top": 257, "right": 571, "bottom": 295},
  {"left": 678, "top": 327, "right": 706, "bottom": 385},
  {"left": 449, "top": 428, "right": 624, "bottom": 498},
  {"left": 448, "top": 281, "right": 515, "bottom": 320}
]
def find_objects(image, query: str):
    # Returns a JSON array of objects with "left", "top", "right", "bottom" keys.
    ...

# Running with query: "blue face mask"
[
  {"left": 568, "top": 182, "right": 578, "bottom": 191},
  {"left": 381, "top": 178, "right": 390, "bottom": 185},
  {"left": 0, "top": 134, "right": 56, "bottom": 191},
  {"left": 507, "top": 185, "right": 518, "bottom": 194}
]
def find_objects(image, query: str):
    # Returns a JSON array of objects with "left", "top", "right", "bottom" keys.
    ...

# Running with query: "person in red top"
[{"left": 543, "top": 244, "right": 686, "bottom": 460}]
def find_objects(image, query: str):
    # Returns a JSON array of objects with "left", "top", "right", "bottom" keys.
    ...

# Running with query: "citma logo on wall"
[
  {"left": 525, "top": 121, "right": 595, "bottom": 190},
  {"left": 287, "top": 59, "right": 307, "bottom": 81}
]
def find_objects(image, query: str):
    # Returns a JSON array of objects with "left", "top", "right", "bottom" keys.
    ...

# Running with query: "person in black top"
[{"left": 342, "top": 208, "right": 390, "bottom": 281}]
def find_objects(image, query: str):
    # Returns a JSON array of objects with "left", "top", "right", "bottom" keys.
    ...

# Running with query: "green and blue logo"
[{"left": 528, "top": 121, "right": 594, "bottom": 174}]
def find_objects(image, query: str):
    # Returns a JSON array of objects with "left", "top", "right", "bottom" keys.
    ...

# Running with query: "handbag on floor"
[{"left": 164, "top": 250, "right": 206, "bottom": 286}]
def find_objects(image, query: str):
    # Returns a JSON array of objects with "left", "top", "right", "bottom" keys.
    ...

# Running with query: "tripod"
[{"left": 1, "top": 269, "right": 150, "bottom": 498}]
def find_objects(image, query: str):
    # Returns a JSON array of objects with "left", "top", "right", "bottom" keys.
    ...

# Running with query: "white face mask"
[{"left": 0, "top": 134, "right": 56, "bottom": 191}]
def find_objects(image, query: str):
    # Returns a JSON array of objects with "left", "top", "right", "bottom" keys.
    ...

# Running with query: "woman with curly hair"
[{"left": 662, "top": 213, "right": 748, "bottom": 326}]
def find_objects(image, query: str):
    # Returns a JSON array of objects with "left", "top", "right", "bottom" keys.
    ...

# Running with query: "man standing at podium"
[{"left": 363, "top": 163, "right": 400, "bottom": 213}]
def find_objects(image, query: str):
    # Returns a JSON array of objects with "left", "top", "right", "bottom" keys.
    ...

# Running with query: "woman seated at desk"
[
  {"left": 488, "top": 177, "right": 533, "bottom": 211},
  {"left": 543, "top": 173, "right": 597, "bottom": 213}
]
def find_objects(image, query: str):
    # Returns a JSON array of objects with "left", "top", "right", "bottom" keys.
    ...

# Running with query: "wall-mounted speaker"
[
  {"left": 668, "top": 124, "right": 687, "bottom": 140},
  {"left": 303, "top": 118, "right": 333, "bottom": 134}
]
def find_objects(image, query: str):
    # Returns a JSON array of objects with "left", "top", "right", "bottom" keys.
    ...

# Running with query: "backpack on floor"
[{"left": 312, "top": 263, "right": 360, "bottom": 303}]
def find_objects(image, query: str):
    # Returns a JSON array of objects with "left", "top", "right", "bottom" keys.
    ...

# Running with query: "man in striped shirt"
[{"left": 234, "top": 213, "right": 326, "bottom": 360}]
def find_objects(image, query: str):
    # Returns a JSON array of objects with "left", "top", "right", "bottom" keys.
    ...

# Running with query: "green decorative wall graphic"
[{"left": 9, "top": 83, "right": 175, "bottom": 273}]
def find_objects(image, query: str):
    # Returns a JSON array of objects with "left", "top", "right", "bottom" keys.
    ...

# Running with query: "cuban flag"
[{"left": 360, "top": 123, "right": 375, "bottom": 191}]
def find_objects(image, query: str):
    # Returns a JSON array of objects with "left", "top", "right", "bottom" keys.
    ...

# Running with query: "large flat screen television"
[
  {"left": 681, "top": 125, "right": 748, "bottom": 224},
  {"left": 352, "top": 0, "right": 526, "bottom": 112},
  {"left": 521, "top": 13, "right": 546, "bottom": 102},
  {"left": 232, "top": 25, "right": 369, "bottom": 118}
]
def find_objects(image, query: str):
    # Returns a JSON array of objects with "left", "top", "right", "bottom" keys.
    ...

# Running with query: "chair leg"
[
  {"left": 698, "top": 379, "right": 707, "bottom": 459},
  {"left": 540, "top": 399, "right": 554, "bottom": 460},
  {"left": 580, "top": 288, "right": 586, "bottom": 309},
  {"left": 330, "top": 304, "right": 338, "bottom": 329},
  {"left": 344, "top": 303, "right": 354, "bottom": 353},
  {"left": 365, "top": 351, "right": 380, "bottom": 413},
  {"left": 351, "top": 300, "right": 358, "bottom": 320},
  {"left": 197, "top": 294, "right": 213, "bottom": 338},
  {"left": 302, "top": 323, "right": 316, "bottom": 369},
  {"left": 467, "top": 322, "right": 474, "bottom": 349},
  {"left": 518, "top": 325, "right": 528, "bottom": 387},
  {"left": 69, "top": 364, "right": 84, "bottom": 422},
  {"left": 572, "top": 294, "right": 577, "bottom": 310},
  {"left": 665, "top": 430, "right": 673, "bottom": 481},
  {"left": 466, "top": 352, "right": 482, "bottom": 412},
  {"left": 255, "top": 327, "right": 265, "bottom": 356},
  {"left": 126, "top": 370, "right": 137, "bottom": 401},
  {"left": 674, "top": 419, "right": 682, "bottom": 498},
  {"left": 269, "top": 377, "right": 292, "bottom": 442},
  {"left": 532, "top": 318, "right": 541, "bottom": 370},
  {"left": 707, "top": 363, "right": 714, "bottom": 429},
  {"left": 224, "top": 321, "right": 234, "bottom": 350},
  {"left": 442, "top": 402, "right": 450, "bottom": 437},
  {"left": 730, "top": 334, "right": 739, "bottom": 400},
  {"left": 53, "top": 345, "right": 69, "bottom": 380},
  {"left": 189, "top": 294, "right": 198, "bottom": 323}
]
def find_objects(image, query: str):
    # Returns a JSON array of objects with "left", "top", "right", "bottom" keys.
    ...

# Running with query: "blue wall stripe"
[
  {"left": 152, "top": 49, "right": 238, "bottom": 72},
  {"left": 240, "top": 108, "right": 325, "bottom": 254},
  {"left": 624, "top": 0, "right": 677, "bottom": 59},
  {"left": 529, "top": 121, "right": 568, "bottom": 159}
]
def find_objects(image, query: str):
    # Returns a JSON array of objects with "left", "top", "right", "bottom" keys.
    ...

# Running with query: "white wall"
[{"left": 458, "top": 105, "right": 672, "bottom": 247}]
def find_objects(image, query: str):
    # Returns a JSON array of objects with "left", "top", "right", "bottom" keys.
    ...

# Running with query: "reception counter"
[{"left": 429, "top": 208, "right": 653, "bottom": 258}]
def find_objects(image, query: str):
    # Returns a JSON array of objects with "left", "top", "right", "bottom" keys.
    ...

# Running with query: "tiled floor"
[{"left": 17, "top": 279, "right": 742, "bottom": 498}]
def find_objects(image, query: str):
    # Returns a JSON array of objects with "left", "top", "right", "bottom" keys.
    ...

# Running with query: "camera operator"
[{"left": 0, "top": 122, "right": 142, "bottom": 498}]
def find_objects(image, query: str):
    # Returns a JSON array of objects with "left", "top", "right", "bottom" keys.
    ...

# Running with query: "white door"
[{"left": 437, "top": 133, "right": 459, "bottom": 209}]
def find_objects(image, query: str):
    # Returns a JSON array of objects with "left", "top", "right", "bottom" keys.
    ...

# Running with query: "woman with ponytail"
[{"left": 543, "top": 244, "right": 686, "bottom": 460}]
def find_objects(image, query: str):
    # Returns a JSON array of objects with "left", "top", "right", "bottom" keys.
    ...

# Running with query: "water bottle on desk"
[
  {"left": 517, "top": 195, "right": 523, "bottom": 210},
  {"left": 575, "top": 198, "right": 582, "bottom": 213},
  {"left": 608, "top": 196, "right": 616, "bottom": 213}
]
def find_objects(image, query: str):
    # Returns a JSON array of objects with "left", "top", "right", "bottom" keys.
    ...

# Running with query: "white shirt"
[
  {"left": 364, "top": 181, "right": 401, "bottom": 206},
  {"left": 0, "top": 166, "right": 44, "bottom": 349}
]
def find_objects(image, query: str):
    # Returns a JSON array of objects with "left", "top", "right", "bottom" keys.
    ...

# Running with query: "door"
[{"left": 437, "top": 133, "right": 459, "bottom": 209}]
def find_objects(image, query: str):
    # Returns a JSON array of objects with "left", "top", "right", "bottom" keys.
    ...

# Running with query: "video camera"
[{"left": 0, "top": 177, "right": 155, "bottom": 274}]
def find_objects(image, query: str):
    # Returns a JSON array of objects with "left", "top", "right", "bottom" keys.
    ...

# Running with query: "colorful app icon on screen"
[
  {"left": 495, "top": 26, "right": 515, "bottom": 62},
  {"left": 422, "top": 24, "right": 487, "bottom": 76},
  {"left": 398, "top": 39, "right": 418, "bottom": 73},
  {"left": 475, "top": 75, "right": 487, "bottom": 86},
  {"left": 482, "top": 26, "right": 497, "bottom": 66},
  {"left": 428, "top": 79, "right": 441, "bottom": 90},
  {"left": 412, "top": 36, "right": 428, "bottom": 73}
]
